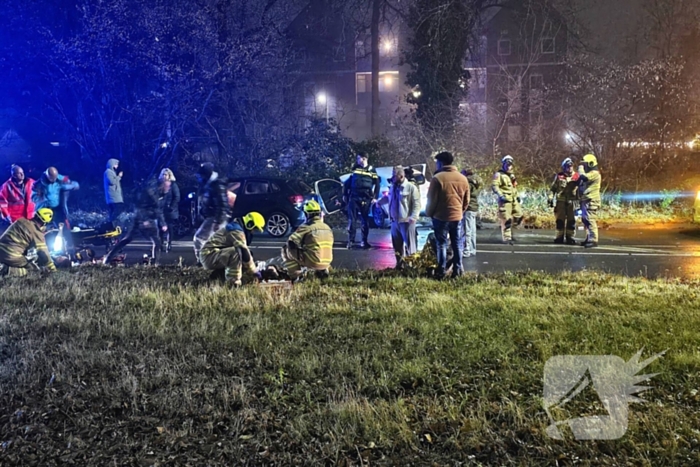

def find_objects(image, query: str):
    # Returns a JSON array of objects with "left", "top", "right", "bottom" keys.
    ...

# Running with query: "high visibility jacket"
[
  {"left": 492, "top": 170, "right": 518, "bottom": 203},
  {"left": 344, "top": 164, "right": 380, "bottom": 200},
  {"left": 287, "top": 217, "right": 334, "bottom": 270},
  {"left": 0, "top": 218, "right": 55, "bottom": 271},
  {"left": 200, "top": 221, "right": 255, "bottom": 271},
  {"left": 0, "top": 178, "right": 36, "bottom": 222},
  {"left": 578, "top": 168, "right": 601, "bottom": 204},
  {"left": 550, "top": 171, "right": 579, "bottom": 202}
]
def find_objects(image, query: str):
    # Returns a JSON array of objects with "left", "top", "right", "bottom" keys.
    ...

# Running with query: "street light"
[{"left": 316, "top": 92, "right": 329, "bottom": 124}]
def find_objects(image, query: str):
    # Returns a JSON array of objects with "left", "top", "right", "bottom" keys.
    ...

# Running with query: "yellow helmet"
[
  {"left": 582, "top": 154, "right": 598, "bottom": 167},
  {"left": 303, "top": 199, "right": 322, "bottom": 215},
  {"left": 242, "top": 212, "right": 265, "bottom": 232},
  {"left": 35, "top": 208, "right": 53, "bottom": 224}
]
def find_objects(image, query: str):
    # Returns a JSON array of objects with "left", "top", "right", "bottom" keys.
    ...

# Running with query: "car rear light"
[{"left": 289, "top": 194, "right": 304, "bottom": 205}]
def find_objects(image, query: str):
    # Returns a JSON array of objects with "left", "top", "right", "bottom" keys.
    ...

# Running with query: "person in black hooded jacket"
[
  {"left": 193, "top": 163, "right": 229, "bottom": 260},
  {"left": 103, "top": 177, "right": 170, "bottom": 265}
]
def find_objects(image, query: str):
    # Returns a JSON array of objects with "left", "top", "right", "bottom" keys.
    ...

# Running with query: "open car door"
[{"left": 313, "top": 179, "right": 345, "bottom": 215}]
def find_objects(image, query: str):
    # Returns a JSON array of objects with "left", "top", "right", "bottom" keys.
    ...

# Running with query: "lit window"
[
  {"left": 498, "top": 39, "right": 511, "bottom": 56},
  {"left": 542, "top": 38, "right": 555, "bottom": 54},
  {"left": 356, "top": 74, "right": 369, "bottom": 93},
  {"left": 379, "top": 72, "right": 398, "bottom": 92}
]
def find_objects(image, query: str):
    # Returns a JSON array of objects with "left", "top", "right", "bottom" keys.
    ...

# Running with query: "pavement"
[{"left": 115, "top": 223, "right": 700, "bottom": 280}]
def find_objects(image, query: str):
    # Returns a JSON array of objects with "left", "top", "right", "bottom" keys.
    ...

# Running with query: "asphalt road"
[{"left": 116, "top": 223, "right": 700, "bottom": 279}]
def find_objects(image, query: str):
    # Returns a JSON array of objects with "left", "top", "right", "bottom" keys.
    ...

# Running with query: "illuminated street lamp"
[{"left": 316, "top": 92, "right": 329, "bottom": 124}]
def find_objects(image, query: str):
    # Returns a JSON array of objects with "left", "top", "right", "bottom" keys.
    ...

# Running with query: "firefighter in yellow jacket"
[
  {"left": 548, "top": 157, "right": 580, "bottom": 244},
  {"left": 199, "top": 212, "right": 264, "bottom": 286},
  {"left": 578, "top": 154, "right": 602, "bottom": 248},
  {"left": 0, "top": 208, "right": 57, "bottom": 277},
  {"left": 492, "top": 155, "right": 523, "bottom": 243},
  {"left": 259, "top": 200, "right": 333, "bottom": 281}
]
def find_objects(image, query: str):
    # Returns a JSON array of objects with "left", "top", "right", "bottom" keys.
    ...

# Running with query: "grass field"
[{"left": 0, "top": 267, "right": 699, "bottom": 465}]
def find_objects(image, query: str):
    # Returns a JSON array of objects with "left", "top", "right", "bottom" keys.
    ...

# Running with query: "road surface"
[{"left": 112, "top": 223, "right": 700, "bottom": 279}]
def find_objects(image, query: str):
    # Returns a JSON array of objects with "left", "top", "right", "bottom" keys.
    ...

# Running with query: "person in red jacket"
[{"left": 0, "top": 165, "right": 36, "bottom": 223}]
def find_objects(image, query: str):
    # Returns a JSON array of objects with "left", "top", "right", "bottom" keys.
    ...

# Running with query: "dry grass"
[{"left": 0, "top": 267, "right": 699, "bottom": 465}]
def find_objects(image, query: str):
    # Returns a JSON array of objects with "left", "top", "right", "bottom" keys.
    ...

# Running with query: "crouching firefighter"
[
  {"left": 199, "top": 212, "right": 264, "bottom": 286},
  {"left": 548, "top": 157, "right": 579, "bottom": 244},
  {"left": 0, "top": 208, "right": 57, "bottom": 277},
  {"left": 259, "top": 200, "right": 333, "bottom": 282}
]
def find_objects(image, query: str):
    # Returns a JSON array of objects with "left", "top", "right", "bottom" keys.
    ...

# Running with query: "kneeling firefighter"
[
  {"left": 199, "top": 212, "right": 264, "bottom": 286},
  {"left": 0, "top": 208, "right": 57, "bottom": 277},
  {"left": 259, "top": 200, "right": 333, "bottom": 281}
]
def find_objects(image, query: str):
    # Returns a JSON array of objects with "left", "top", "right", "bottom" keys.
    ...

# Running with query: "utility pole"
[{"left": 371, "top": 0, "right": 381, "bottom": 137}]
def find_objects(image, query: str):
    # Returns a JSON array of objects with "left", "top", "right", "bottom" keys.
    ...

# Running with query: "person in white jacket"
[{"left": 378, "top": 166, "right": 421, "bottom": 269}]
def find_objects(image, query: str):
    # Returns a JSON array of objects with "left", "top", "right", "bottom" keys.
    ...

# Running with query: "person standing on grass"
[
  {"left": 578, "top": 154, "right": 601, "bottom": 248},
  {"left": 461, "top": 168, "right": 482, "bottom": 258},
  {"left": 104, "top": 158, "right": 124, "bottom": 225},
  {"left": 0, "top": 165, "right": 36, "bottom": 224},
  {"left": 425, "top": 151, "right": 470, "bottom": 279},
  {"left": 377, "top": 166, "right": 421, "bottom": 269}
]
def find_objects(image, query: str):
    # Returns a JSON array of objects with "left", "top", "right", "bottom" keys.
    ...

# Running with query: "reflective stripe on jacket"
[
  {"left": 288, "top": 217, "right": 334, "bottom": 269},
  {"left": 0, "top": 178, "right": 36, "bottom": 222},
  {"left": 0, "top": 218, "right": 55, "bottom": 270}
]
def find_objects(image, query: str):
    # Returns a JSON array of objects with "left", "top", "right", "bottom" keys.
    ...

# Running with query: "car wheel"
[
  {"left": 372, "top": 204, "right": 387, "bottom": 228},
  {"left": 267, "top": 212, "right": 290, "bottom": 237}
]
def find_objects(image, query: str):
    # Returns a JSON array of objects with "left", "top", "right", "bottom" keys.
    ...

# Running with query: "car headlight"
[{"left": 696, "top": 191, "right": 700, "bottom": 201}]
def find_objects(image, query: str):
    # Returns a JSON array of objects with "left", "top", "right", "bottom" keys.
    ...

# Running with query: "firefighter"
[
  {"left": 343, "top": 154, "right": 380, "bottom": 249},
  {"left": 0, "top": 208, "right": 56, "bottom": 277},
  {"left": 492, "top": 155, "right": 523, "bottom": 243},
  {"left": 199, "top": 211, "right": 264, "bottom": 286},
  {"left": 259, "top": 200, "right": 333, "bottom": 282},
  {"left": 193, "top": 163, "right": 229, "bottom": 260},
  {"left": 548, "top": 158, "right": 580, "bottom": 244},
  {"left": 103, "top": 177, "right": 170, "bottom": 265},
  {"left": 578, "top": 154, "right": 602, "bottom": 248}
]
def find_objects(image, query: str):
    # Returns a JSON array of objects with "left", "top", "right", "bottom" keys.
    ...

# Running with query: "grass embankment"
[{"left": 1, "top": 268, "right": 699, "bottom": 465}]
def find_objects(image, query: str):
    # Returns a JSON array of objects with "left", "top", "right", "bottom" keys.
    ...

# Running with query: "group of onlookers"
[
  {"left": 0, "top": 164, "right": 80, "bottom": 227},
  {"left": 346, "top": 150, "right": 601, "bottom": 279}
]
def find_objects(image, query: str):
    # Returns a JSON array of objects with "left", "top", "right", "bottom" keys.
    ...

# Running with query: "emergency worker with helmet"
[
  {"left": 578, "top": 154, "right": 602, "bottom": 248},
  {"left": 0, "top": 208, "right": 57, "bottom": 277},
  {"left": 492, "top": 155, "right": 523, "bottom": 243},
  {"left": 258, "top": 200, "right": 334, "bottom": 282},
  {"left": 548, "top": 157, "right": 580, "bottom": 244},
  {"left": 199, "top": 211, "right": 265, "bottom": 286}
]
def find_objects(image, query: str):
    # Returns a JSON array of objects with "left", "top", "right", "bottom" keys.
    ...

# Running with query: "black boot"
[{"left": 554, "top": 237, "right": 564, "bottom": 244}]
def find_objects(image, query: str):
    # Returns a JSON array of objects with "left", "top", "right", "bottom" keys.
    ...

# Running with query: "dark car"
[{"left": 227, "top": 177, "right": 318, "bottom": 237}]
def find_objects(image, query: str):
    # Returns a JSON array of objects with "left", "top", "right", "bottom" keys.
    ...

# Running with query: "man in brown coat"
[{"left": 425, "top": 151, "right": 470, "bottom": 278}]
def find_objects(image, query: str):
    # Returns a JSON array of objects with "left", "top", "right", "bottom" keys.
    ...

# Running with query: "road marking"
[{"left": 128, "top": 242, "right": 700, "bottom": 258}]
